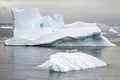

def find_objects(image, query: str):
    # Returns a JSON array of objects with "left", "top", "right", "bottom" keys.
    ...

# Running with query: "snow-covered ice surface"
[
  {"left": 38, "top": 52, "right": 107, "bottom": 72},
  {"left": 5, "top": 8, "right": 115, "bottom": 46}
]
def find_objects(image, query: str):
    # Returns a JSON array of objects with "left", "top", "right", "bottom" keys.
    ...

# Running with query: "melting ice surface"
[
  {"left": 38, "top": 52, "right": 107, "bottom": 72},
  {"left": 5, "top": 8, "right": 115, "bottom": 46}
]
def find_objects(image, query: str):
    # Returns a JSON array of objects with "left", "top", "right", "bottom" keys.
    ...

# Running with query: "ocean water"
[{"left": 0, "top": 43, "right": 120, "bottom": 80}]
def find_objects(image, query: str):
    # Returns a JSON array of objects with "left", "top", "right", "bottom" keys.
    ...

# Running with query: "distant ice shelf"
[
  {"left": 38, "top": 52, "right": 107, "bottom": 72},
  {"left": 5, "top": 8, "right": 116, "bottom": 46}
]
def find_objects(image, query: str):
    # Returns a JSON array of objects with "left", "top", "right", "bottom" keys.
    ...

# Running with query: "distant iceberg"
[
  {"left": 109, "top": 26, "right": 118, "bottom": 34},
  {"left": 38, "top": 52, "right": 107, "bottom": 72},
  {"left": 5, "top": 8, "right": 115, "bottom": 46}
]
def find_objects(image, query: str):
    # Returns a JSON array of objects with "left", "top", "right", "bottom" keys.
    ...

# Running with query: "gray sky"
[{"left": 0, "top": 0, "right": 120, "bottom": 25}]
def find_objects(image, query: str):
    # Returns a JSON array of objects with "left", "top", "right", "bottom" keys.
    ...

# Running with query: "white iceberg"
[
  {"left": 38, "top": 52, "right": 107, "bottom": 72},
  {"left": 5, "top": 8, "right": 115, "bottom": 46}
]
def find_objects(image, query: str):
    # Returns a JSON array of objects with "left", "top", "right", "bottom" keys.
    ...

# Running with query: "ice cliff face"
[
  {"left": 38, "top": 52, "right": 107, "bottom": 72},
  {"left": 5, "top": 8, "right": 115, "bottom": 46}
]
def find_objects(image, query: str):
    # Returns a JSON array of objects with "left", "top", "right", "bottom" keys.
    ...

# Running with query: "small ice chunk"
[
  {"left": 38, "top": 52, "right": 107, "bottom": 72},
  {"left": 0, "top": 26, "right": 13, "bottom": 29},
  {"left": 109, "top": 26, "right": 118, "bottom": 33}
]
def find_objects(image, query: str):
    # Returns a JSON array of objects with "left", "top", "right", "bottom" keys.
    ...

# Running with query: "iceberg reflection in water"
[{"left": 5, "top": 8, "right": 115, "bottom": 46}]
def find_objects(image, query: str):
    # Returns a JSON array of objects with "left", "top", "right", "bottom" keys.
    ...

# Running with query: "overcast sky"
[{"left": 0, "top": 0, "right": 120, "bottom": 25}]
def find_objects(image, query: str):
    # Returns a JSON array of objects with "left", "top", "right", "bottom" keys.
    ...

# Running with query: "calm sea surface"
[{"left": 0, "top": 43, "right": 120, "bottom": 80}]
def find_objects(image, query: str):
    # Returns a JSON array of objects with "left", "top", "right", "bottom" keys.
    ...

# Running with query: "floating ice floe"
[
  {"left": 38, "top": 52, "right": 107, "bottom": 72},
  {"left": 0, "top": 26, "right": 13, "bottom": 29},
  {"left": 109, "top": 26, "right": 119, "bottom": 34},
  {"left": 5, "top": 8, "right": 115, "bottom": 46}
]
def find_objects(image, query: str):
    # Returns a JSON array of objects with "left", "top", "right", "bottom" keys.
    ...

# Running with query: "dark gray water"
[{"left": 0, "top": 43, "right": 120, "bottom": 80}]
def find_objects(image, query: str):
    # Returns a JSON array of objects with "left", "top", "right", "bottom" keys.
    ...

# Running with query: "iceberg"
[
  {"left": 5, "top": 8, "right": 115, "bottom": 46},
  {"left": 38, "top": 52, "right": 107, "bottom": 72}
]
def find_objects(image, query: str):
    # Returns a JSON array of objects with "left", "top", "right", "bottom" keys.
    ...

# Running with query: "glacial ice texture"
[
  {"left": 38, "top": 52, "right": 107, "bottom": 72},
  {"left": 5, "top": 8, "right": 115, "bottom": 46}
]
